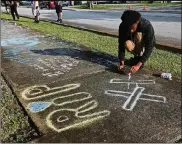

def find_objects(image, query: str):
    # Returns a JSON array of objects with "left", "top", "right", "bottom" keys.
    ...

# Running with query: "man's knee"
[
  {"left": 125, "top": 40, "right": 135, "bottom": 52},
  {"left": 135, "top": 32, "right": 142, "bottom": 43}
]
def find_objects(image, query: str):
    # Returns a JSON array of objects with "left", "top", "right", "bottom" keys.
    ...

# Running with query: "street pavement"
[
  {"left": 1, "top": 6, "right": 181, "bottom": 47},
  {"left": 1, "top": 20, "right": 181, "bottom": 143}
]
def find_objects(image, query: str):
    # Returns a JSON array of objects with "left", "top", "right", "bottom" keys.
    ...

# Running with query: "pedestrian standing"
[
  {"left": 54, "top": 1, "right": 63, "bottom": 23},
  {"left": 9, "top": 0, "right": 19, "bottom": 21},
  {"left": 3, "top": 0, "right": 9, "bottom": 13},
  {"left": 32, "top": 0, "right": 40, "bottom": 23}
]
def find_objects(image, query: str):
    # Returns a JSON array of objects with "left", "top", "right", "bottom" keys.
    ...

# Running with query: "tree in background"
[{"left": 148, "top": 0, "right": 154, "bottom": 3}]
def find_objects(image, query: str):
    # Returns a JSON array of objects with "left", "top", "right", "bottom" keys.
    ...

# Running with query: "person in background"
[
  {"left": 54, "top": 1, "right": 63, "bottom": 23},
  {"left": 32, "top": 0, "right": 40, "bottom": 23},
  {"left": 9, "top": 0, "right": 19, "bottom": 21},
  {"left": 118, "top": 10, "right": 156, "bottom": 74},
  {"left": 3, "top": 0, "right": 9, "bottom": 13}
]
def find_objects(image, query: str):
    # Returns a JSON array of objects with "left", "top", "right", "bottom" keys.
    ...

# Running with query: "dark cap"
[{"left": 121, "top": 10, "right": 141, "bottom": 27}]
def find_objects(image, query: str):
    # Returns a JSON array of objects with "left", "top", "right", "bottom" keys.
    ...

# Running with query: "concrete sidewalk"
[{"left": 1, "top": 20, "right": 181, "bottom": 143}]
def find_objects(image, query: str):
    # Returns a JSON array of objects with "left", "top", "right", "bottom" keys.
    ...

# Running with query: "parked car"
[
  {"left": 62, "top": 1, "right": 69, "bottom": 7},
  {"left": 39, "top": 1, "right": 48, "bottom": 9},
  {"left": 21, "top": 1, "right": 31, "bottom": 6}
]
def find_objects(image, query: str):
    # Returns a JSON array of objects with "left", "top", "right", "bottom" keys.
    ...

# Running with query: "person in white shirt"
[{"left": 32, "top": 0, "right": 40, "bottom": 23}]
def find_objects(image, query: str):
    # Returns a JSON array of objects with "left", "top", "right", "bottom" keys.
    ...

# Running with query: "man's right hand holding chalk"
[{"left": 118, "top": 61, "right": 125, "bottom": 71}]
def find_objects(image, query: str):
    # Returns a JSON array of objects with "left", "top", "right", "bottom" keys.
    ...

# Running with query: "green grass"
[
  {"left": 72, "top": 2, "right": 181, "bottom": 10},
  {"left": 141, "top": 2, "right": 181, "bottom": 7},
  {"left": 1, "top": 13, "right": 181, "bottom": 78},
  {"left": 0, "top": 76, "right": 39, "bottom": 143}
]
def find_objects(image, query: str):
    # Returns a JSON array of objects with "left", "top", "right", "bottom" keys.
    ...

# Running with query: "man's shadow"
[{"left": 31, "top": 48, "right": 131, "bottom": 75}]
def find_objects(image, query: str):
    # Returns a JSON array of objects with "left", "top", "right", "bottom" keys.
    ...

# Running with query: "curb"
[
  {"left": 63, "top": 8, "right": 181, "bottom": 14},
  {"left": 3, "top": 13, "right": 181, "bottom": 54}
]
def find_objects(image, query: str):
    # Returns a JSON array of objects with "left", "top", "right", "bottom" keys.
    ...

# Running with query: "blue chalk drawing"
[
  {"left": 28, "top": 101, "right": 52, "bottom": 113},
  {"left": 1, "top": 38, "right": 40, "bottom": 63},
  {"left": 1, "top": 38, "right": 40, "bottom": 47}
]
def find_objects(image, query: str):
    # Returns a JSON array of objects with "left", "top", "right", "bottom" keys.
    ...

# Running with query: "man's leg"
[
  {"left": 14, "top": 7, "right": 19, "bottom": 20},
  {"left": 124, "top": 40, "right": 145, "bottom": 69},
  {"left": 59, "top": 12, "right": 62, "bottom": 23},
  {"left": 59, "top": 6, "right": 63, "bottom": 23},
  {"left": 32, "top": 7, "right": 34, "bottom": 16},
  {"left": 56, "top": 12, "right": 59, "bottom": 22},
  {"left": 10, "top": 7, "right": 15, "bottom": 20},
  {"left": 132, "top": 32, "right": 145, "bottom": 69},
  {"left": 4, "top": 2, "right": 8, "bottom": 12}
]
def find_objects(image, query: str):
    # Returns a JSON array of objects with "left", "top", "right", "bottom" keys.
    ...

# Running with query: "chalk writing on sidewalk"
[
  {"left": 21, "top": 84, "right": 110, "bottom": 133},
  {"left": 1, "top": 38, "right": 39, "bottom": 63},
  {"left": 29, "top": 57, "right": 79, "bottom": 77},
  {"left": 2, "top": 37, "right": 80, "bottom": 77},
  {"left": 105, "top": 78, "right": 166, "bottom": 111},
  {"left": 46, "top": 100, "right": 110, "bottom": 133}
]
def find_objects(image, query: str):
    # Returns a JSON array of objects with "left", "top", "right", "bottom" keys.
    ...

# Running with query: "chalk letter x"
[{"left": 105, "top": 79, "right": 166, "bottom": 111}]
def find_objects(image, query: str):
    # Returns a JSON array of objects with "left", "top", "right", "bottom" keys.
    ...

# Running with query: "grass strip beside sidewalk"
[
  {"left": 72, "top": 2, "right": 181, "bottom": 10},
  {"left": 1, "top": 13, "right": 181, "bottom": 79},
  {"left": 0, "top": 76, "right": 39, "bottom": 143}
]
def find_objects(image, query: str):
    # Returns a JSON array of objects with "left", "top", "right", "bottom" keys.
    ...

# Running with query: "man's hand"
[
  {"left": 118, "top": 61, "right": 124, "bottom": 71},
  {"left": 130, "top": 62, "right": 142, "bottom": 73}
]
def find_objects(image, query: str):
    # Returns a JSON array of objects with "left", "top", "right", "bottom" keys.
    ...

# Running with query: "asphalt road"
[{"left": 2, "top": 7, "right": 181, "bottom": 46}]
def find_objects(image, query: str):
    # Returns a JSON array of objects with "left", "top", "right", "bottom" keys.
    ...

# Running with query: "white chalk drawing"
[
  {"left": 2, "top": 37, "right": 80, "bottom": 77},
  {"left": 29, "top": 57, "right": 79, "bottom": 77},
  {"left": 110, "top": 78, "right": 155, "bottom": 89},
  {"left": 105, "top": 78, "right": 166, "bottom": 111},
  {"left": 46, "top": 100, "right": 110, "bottom": 133},
  {"left": 27, "top": 92, "right": 92, "bottom": 113},
  {"left": 21, "top": 84, "right": 81, "bottom": 100},
  {"left": 22, "top": 84, "right": 110, "bottom": 132}
]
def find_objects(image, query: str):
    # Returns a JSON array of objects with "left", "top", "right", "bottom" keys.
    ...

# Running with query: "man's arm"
[
  {"left": 140, "top": 24, "right": 155, "bottom": 64},
  {"left": 118, "top": 23, "right": 126, "bottom": 63},
  {"left": 130, "top": 23, "right": 155, "bottom": 73}
]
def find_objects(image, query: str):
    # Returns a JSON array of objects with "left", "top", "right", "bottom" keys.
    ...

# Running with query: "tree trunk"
[{"left": 148, "top": 0, "right": 153, "bottom": 3}]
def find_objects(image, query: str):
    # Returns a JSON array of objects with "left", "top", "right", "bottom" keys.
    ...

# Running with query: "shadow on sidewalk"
[{"left": 31, "top": 48, "right": 130, "bottom": 75}]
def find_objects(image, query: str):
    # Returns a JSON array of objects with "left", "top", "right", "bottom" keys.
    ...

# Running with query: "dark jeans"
[{"left": 10, "top": 6, "right": 19, "bottom": 20}]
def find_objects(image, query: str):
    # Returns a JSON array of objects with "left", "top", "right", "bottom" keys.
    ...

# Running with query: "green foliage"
[
  {"left": 72, "top": 2, "right": 181, "bottom": 10},
  {"left": 0, "top": 76, "right": 39, "bottom": 143}
]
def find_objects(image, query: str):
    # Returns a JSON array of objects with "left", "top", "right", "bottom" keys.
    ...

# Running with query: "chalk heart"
[{"left": 28, "top": 101, "right": 52, "bottom": 113}]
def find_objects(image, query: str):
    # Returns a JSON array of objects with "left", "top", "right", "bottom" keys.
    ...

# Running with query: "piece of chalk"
[{"left": 128, "top": 73, "right": 131, "bottom": 80}]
